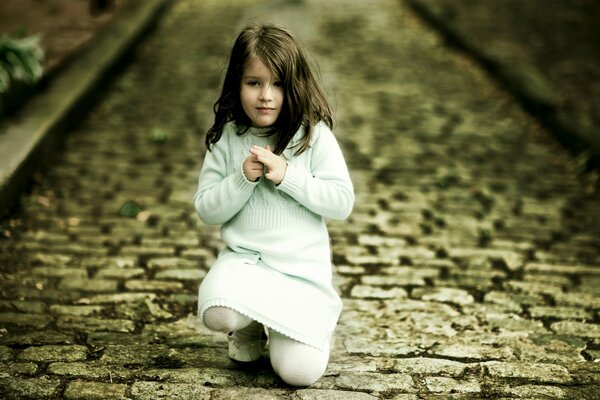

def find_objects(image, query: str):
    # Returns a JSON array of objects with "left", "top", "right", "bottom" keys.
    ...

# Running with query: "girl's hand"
[
  {"left": 242, "top": 152, "right": 264, "bottom": 182},
  {"left": 250, "top": 145, "right": 287, "bottom": 185}
]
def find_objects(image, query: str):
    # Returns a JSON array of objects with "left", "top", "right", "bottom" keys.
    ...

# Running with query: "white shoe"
[{"left": 227, "top": 322, "right": 267, "bottom": 362}]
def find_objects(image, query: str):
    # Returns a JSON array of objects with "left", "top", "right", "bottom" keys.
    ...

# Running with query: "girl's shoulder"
[
  {"left": 309, "top": 121, "right": 334, "bottom": 146},
  {"left": 222, "top": 120, "right": 238, "bottom": 138},
  {"left": 218, "top": 121, "right": 249, "bottom": 144},
  {"left": 285, "top": 121, "right": 335, "bottom": 154}
]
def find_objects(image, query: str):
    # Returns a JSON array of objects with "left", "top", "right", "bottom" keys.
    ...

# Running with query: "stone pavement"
[
  {"left": 1, "top": 0, "right": 599, "bottom": 398},
  {"left": 408, "top": 0, "right": 600, "bottom": 168}
]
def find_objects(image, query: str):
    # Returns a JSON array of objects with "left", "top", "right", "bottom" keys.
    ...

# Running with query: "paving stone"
[
  {"left": 335, "top": 265, "right": 366, "bottom": 275},
  {"left": 31, "top": 267, "right": 88, "bottom": 279},
  {"left": 59, "top": 278, "right": 118, "bottom": 293},
  {"left": 0, "top": 312, "right": 53, "bottom": 329},
  {"left": 113, "top": 298, "right": 173, "bottom": 322},
  {"left": 528, "top": 306, "right": 593, "bottom": 321},
  {"left": 0, "top": 346, "right": 13, "bottom": 361},
  {"left": 503, "top": 280, "right": 563, "bottom": 297},
  {"left": 0, "top": 300, "right": 48, "bottom": 314},
  {"left": 0, "top": 330, "right": 75, "bottom": 346},
  {"left": 147, "top": 257, "right": 199, "bottom": 270},
  {"left": 344, "top": 337, "right": 421, "bottom": 357},
  {"left": 0, "top": 377, "right": 61, "bottom": 399},
  {"left": 392, "top": 357, "right": 469, "bottom": 377},
  {"left": 350, "top": 285, "right": 408, "bottom": 299},
  {"left": 211, "top": 388, "right": 291, "bottom": 400},
  {"left": 523, "top": 273, "right": 573, "bottom": 287},
  {"left": 483, "top": 361, "right": 573, "bottom": 384},
  {"left": 95, "top": 267, "right": 146, "bottom": 279},
  {"left": 64, "top": 380, "right": 128, "bottom": 400},
  {"left": 82, "top": 256, "right": 138, "bottom": 269},
  {"left": 84, "top": 292, "right": 157, "bottom": 304},
  {"left": 326, "top": 355, "right": 380, "bottom": 373},
  {"left": 87, "top": 332, "right": 157, "bottom": 346},
  {"left": 550, "top": 321, "right": 600, "bottom": 338},
  {"left": 360, "top": 270, "right": 434, "bottom": 286},
  {"left": 487, "top": 315, "right": 548, "bottom": 334},
  {"left": 7, "top": 287, "right": 83, "bottom": 302},
  {"left": 388, "top": 396, "right": 419, "bottom": 400},
  {"left": 18, "top": 345, "right": 88, "bottom": 362},
  {"left": 522, "top": 333, "right": 588, "bottom": 363},
  {"left": 57, "top": 317, "right": 135, "bottom": 333},
  {"left": 165, "top": 335, "right": 234, "bottom": 363},
  {"left": 412, "top": 287, "right": 474, "bottom": 305},
  {"left": 425, "top": 377, "right": 481, "bottom": 394},
  {"left": 495, "top": 384, "right": 566, "bottom": 399},
  {"left": 166, "top": 333, "right": 225, "bottom": 350},
  {"left": 430, "top": 342, "right": 515, "bottom": 361},
  {"left": 137, "top": 366, "right": 276, "bottom": 386},
  {"left": 154, "top": 269, "right": 206, "bottom": 281},
  {"left": 482, "top": 291, "right": 522, "bottom": 312},
  {"left": 119, "top": 246, "right": 175, "bottom": 257},
  {"left": 333, "top": 372, "right": 415, "bottom": 392},
  {"left": 125, "top": 280, "right": 184, "bottom": 292},
  {"left": 553, "top": 292, "right": 600, "bottom": 310},
  {"left": 130, "top": 381, "right": 212, "bottom": 400},
  {"left": 100, "top": 344, "right": 169, "bottom": 365},
  {"left": 31, "top": 253, "right": 73, "bottom": 266},
  {"left": 524, "top": 262, "right": 600, "bottom": 276},
  {"left": 49, "top": 304, "right": 106, "bottom": 317},
  {"left": 47, "top": 362, "right": 133, "bottom": 380},
  {"left": 294, "top": 389, "right": 379, "bottom": 400},
  {"left": 0, "top": 362, "right": 38, "bottom": 376}
]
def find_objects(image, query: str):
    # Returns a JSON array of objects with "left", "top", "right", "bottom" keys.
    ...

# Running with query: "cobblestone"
[
  {"left": 63, "top": 380, "right": 128, "bottom": 400},
  {"left": 0, "top": 0, "right": 599, "bottom": 398},
  {"left": 18, "top": 345, "right": 88, "bottom": 363}
]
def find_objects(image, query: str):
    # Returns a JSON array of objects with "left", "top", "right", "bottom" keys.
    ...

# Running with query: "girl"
[{"left": 193, "top": 23, "right": 354, "bottom": 387}]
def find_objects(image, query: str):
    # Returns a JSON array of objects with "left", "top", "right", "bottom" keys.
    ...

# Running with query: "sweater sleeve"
[
  {"left": 193, "top": 136, "right": 258, "bottom": 225},
  {"left": 276, "top": 124, "right": 355, "bottom": 220}
]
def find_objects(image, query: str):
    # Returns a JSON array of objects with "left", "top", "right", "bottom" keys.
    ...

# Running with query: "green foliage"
[
  {"left": 151, "top": 127, "right": 168, "bottom": 143},
  {"left": 119, "top": 201, "right": 143, "bottom": 218},
  {"left": 0, "top": 34, "right": 44, "bottom": 93}
]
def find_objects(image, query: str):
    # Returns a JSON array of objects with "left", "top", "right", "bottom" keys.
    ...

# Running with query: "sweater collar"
[{"left": 248, "top": 126, "right": 274, "bottom": 136}]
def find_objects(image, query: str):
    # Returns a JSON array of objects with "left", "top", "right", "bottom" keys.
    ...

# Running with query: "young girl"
[{"left": 193, "top": 23, "right": 354, "bottom": 387}]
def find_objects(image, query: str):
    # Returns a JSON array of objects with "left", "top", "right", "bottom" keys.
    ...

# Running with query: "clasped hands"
[{"left": 243, "top": 145, "right": 287, "bottom": 185}]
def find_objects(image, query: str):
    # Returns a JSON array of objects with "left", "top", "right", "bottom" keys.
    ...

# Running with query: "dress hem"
[{"left": 198, "top": 297, "right": 329, "bottom": 351}]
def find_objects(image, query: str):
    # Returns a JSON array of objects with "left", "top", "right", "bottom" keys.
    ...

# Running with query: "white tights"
[{"left": 203, "top": 306, "right": 329, "bottom": 387}]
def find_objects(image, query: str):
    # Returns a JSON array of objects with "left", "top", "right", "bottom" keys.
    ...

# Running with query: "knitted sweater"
[{"left": 193, "top": 121, "right": 354, "bottom": 348}]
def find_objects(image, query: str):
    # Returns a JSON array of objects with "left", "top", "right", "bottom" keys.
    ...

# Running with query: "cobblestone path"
[{"left": 1, "top": 0, "right": 599, "bottom": 399}]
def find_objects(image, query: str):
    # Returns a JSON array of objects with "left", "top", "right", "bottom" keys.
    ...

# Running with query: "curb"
[
  {"left": 408, "top": 0, "right": 600, "bottom": 171},
  {"left": 0, "top": 0, "right": 172, "bottom": 218}
]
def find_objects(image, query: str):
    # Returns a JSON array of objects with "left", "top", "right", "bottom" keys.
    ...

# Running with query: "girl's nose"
[{"left": 259, "top": 85, "right": 273, "bottom": 101}]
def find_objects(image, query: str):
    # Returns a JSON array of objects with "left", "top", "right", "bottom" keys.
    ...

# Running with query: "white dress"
[{"left": 194, "top": 122, "right": 354, "bottom": 351}]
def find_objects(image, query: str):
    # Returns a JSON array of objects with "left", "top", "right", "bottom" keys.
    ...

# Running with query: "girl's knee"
[
  {"left": 273, "top": 358, "right": 326, "bottom": 387},
  {"left": 203, "top": 306, "right": 252, "bottom": 332},
  {"left": 269, "top": 332, "right": 329, "bottom": 387}
]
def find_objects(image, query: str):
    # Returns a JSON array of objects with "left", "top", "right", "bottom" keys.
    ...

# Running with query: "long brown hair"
[{"left": 205, "top": 23, "right": 333, "bottom": 155}]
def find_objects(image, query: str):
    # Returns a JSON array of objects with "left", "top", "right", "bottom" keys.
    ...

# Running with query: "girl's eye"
[
  {"left": 274, "top": 81, "right": 283, "bottom": 87},
  {"left": 247, "top": 81, "right": 259, "bottom": 86}
]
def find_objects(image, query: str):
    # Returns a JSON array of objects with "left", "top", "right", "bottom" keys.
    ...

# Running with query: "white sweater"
[{"left": 193, "top": 121, "right": 354, "bottom": 348}]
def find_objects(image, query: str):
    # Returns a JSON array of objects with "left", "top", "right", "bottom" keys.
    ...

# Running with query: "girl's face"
[{"left": 240, "top": 58, "right": 284, "bottom": 128}]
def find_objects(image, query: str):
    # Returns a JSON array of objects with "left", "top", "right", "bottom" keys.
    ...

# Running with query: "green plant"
[{"left": 0, "top": 34, "right": 44, "bottom": 93}]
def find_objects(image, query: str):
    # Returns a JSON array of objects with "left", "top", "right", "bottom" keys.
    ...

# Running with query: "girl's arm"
[
  {"left": 276, "top": 125, "right": 355, "bottom": 220},
  {"left": 193, "top": 139, "right": 258, "bottom": 225}
]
